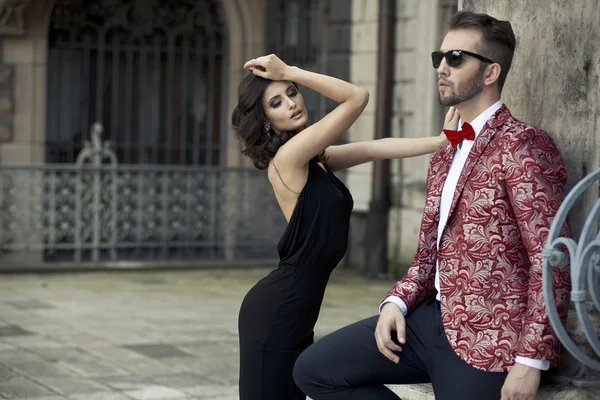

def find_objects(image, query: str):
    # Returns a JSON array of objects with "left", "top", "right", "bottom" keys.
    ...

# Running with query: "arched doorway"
[
  {"left": 0, "top": 0, "right": 293, "bottom": 268},
  {"left": 40, "top": 0, "right": 233, "bottom": 263},
  {"left": 45, "top": 0, "right": 226, "bottom": 166}
]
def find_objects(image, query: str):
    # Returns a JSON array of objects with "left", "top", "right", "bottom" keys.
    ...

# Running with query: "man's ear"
[{"left": 484, "top": 63, "right": 501, "bottom": 87}]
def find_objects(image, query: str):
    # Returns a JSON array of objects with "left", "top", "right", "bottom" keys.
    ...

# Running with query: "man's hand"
[
  {"left": 374, "top": 303, "right": 406, "bottom": 363},
  {"left": 500, "top": 363, "right": 541, "bottom": 400}
]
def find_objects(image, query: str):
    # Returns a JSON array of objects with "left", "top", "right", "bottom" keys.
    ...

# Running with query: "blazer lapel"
[
  {"left": 427, "top": 143, "right": 455, "bottom": 237},
  {"left": 445, "top": 105, "right": 511, "bottom": 224}
]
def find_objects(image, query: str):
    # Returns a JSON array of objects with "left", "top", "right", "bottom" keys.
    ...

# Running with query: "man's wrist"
[{"left": 379, "top": 296, "right": 408, "bottom": 315}]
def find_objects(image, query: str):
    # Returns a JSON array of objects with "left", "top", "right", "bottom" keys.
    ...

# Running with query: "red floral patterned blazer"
[{"left": 387, "top": 105, "right": 571, "bottom": 372}]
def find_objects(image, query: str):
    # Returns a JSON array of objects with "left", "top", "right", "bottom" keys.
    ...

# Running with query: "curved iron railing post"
[
  {"left": 543, "top": 167, "right": 600, "bottom": 371},
  {"left": 75, "top": 122, "right": 118, "bottom": 262}
]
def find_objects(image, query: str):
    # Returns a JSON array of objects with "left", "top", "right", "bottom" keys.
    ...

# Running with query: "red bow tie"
[{"left": 443, "top": 121, "right": 475, "bottom": 148}]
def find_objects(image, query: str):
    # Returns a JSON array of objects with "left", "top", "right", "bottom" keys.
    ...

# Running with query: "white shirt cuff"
[
  {"left": 515, "top": 356, "right": 550, "bottom": 371},
  {"left": 379, "top": 296, "right": 408, "bottom": 315}
]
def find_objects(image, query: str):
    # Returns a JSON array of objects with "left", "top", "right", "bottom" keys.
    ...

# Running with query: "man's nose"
[{"left": 436, "top": 57, "right": 450, "bottom": 76}]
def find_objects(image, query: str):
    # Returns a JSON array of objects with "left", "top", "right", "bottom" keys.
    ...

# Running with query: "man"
[{"left": 293, "top": 11, "right": 570, "bottom": 400}]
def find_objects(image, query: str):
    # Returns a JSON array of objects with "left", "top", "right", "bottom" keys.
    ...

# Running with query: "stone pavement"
[{"left": 0, "top": 267, "right": 395, "bottom": 400}]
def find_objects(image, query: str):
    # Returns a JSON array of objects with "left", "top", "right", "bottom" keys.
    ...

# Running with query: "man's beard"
[{"left": 438, "top": 68, "right": 485, "bottom": 106}]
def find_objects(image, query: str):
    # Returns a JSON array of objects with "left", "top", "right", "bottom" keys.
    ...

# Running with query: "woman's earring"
[{"left": 264, "top": 124, "right": 272, "bottom": 137}]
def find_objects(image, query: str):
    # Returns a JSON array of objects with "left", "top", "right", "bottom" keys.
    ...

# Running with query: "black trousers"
[
  {"left": 238, "top": 337, "right": 310, "bottom": 400},
  {"left": 293, "top": 298, "right": 508, "bottom": 400}
]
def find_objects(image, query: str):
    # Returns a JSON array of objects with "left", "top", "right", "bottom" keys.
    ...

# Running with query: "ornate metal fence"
[
  {"left": 0, "top": 124, "right": 285, "bottom": 268},
  {"left": 543, "top": 168, "right": 600, "bottom": 370},
  {"left": 46, "top": 0, "right": 227, "bottom": 166}
]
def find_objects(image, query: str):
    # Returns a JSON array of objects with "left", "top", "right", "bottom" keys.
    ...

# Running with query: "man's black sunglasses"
[{"left": 431, "top": 50, "right": 495, "bottom": 68}]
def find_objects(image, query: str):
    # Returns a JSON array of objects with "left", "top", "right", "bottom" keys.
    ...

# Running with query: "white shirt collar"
[{"left": 458, "top": 100, "right": 503, "bottom": 138}]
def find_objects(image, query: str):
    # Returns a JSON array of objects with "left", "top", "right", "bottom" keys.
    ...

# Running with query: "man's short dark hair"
[{"left": 449, "top": 11, "right": 516, "bottom": 92}]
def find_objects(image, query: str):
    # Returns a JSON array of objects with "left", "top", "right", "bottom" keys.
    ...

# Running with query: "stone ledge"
[
  {"left": 386, "top": 383, "right": 433, "bottom": 399},
  {"left": 386, "top": 383, "right": 599, "bottom": 399}
]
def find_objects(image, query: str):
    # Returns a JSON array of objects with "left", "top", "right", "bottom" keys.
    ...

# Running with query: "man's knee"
[
  {"left": 293, "top": 347, "right": 316, "bottom": 393},
  {"left": 293, "top": 346, "right": 323, "bottom": 393}
]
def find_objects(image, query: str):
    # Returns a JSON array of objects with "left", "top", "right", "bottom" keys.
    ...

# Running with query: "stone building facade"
[
  {"left": 0, "top": 0, "right": 598, "bottom": 396},
  {"left": 0, "top": 0, "right": 456, "bottom": 269}
]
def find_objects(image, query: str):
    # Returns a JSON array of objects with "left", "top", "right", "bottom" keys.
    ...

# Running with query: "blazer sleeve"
[
  {"left": 503, "top": 126, "right": 571, "bottom": 365},
  {"left": 384, "top": 153, "right": 441, "bottom": 312}
]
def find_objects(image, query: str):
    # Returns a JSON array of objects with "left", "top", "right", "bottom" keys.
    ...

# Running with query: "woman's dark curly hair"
[{"left": 231, "top": 74, "right": 299, "bottom": 170}]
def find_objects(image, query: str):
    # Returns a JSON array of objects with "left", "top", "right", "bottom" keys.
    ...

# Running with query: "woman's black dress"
[{"left": 238, "top": 158, "right": 353, "bottom": 399}]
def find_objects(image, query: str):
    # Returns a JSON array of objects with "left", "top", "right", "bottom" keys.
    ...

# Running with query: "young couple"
[{"left": 233, "top": 10, "right": 570, "bottom": 400}]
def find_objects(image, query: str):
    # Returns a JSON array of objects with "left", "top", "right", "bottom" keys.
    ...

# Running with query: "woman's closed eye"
[{"left": 269, "top": 90, "right": 297, "bottom": 108}]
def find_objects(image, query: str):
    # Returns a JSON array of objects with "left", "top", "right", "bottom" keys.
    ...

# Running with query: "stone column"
[
  {"left": 459, "top": 0, "right": 600, "bottom": 390},
  {"left": 0, "top": 0, "right": 47, "bottom": 165},
  {"left": 0, "top": 0, "right": 33, "bottom": 153},
  {"left": 346, "top": 0, "right": 458, "bottom": 272},
  {"left": 221, "top": 0, "right": 268, "bottom": 261},
  {"left": 0, "top": 0, "right": 46, "bottom": 266},
  {"left": 389, "top": 0, "right": 456, "bottom": 274}
]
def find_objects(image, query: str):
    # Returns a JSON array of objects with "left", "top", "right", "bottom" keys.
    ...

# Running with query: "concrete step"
[{"left": 386, "top": 383, "right": 599, "bottom": 399}]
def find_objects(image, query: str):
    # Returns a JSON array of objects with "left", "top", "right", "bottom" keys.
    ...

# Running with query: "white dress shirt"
[{"left": 381, "top": 100, "right": 549, "bottom": 370}]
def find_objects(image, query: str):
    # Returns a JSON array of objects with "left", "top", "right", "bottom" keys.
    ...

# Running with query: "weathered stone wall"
[
  {"left": 461, "top": 0, "right": 600, "bottom": 230},
  {"left": 460, "top": 0, "right": 600, "bottom": 388}
]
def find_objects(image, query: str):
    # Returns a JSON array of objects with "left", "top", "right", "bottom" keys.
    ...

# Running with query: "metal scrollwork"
[
  {"left": 0, "top": 0, "right": 32, "bottom": 36},
  {"left": 543, "top": 168, "right": 600, "bottom": 370},
  {"left": 0, "top": 122, "right": 285, "bottom": 265},
  {"left": 50, "top": 0, "right": 224, "bottom": 35},
  {"left": 46, "top": 0, "right": 226, "bottom": 166},
  {"left": 74, "top": 122, "right": 118, "bottom": 262}
]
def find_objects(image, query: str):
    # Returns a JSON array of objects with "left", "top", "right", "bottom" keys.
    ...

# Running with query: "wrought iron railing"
[
  {"left": 543, "top": 168, "right": 600, "bottom": 371},
  {"left": 0, "top": 124, "right": 285, "bottom": 267},
  {"left": 46, "top": 0, "right": 227, "bottom": 166}
]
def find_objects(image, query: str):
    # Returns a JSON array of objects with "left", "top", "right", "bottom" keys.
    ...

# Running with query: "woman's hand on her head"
[{"left": 243, "top": 54, "right": 292, "bottom": 81}]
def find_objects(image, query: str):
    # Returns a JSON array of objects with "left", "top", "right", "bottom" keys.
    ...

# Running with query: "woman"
[{"left": 233, "top": 54, "right": 458, "bottom": 399}]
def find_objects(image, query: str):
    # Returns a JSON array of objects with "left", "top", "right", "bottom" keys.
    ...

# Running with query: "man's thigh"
[
  {"left": 428, "top": 328, "right": 507, "bottom": 400},
  {"left": 294, "top": 313, "right": 432, "bottom": 390}
]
